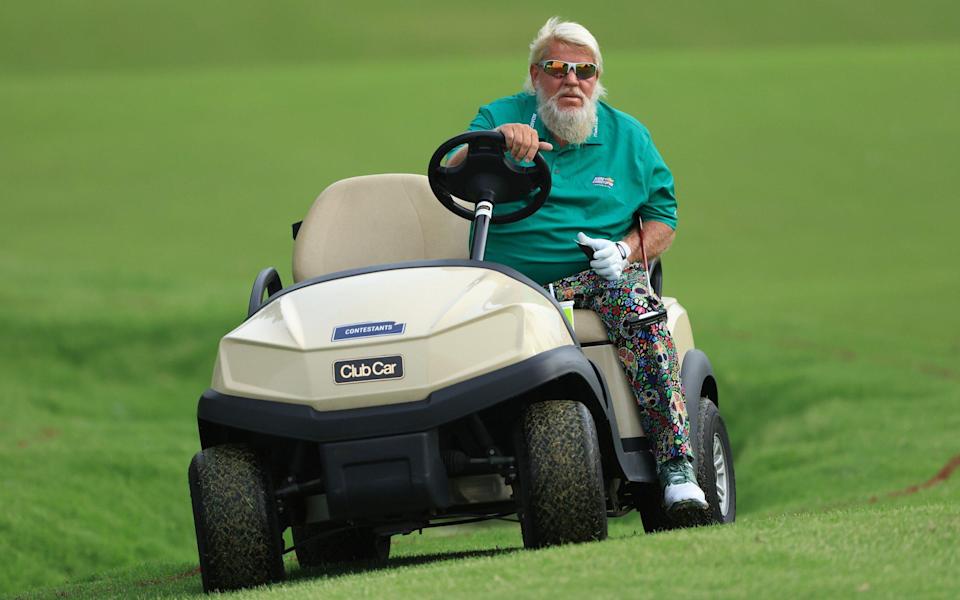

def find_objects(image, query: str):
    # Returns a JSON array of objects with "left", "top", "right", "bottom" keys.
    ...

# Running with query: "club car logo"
[
  {"left": 333, "top": 355, "right": 404, "bottom": 384},
  {"left": 331, "top": 320, "right": 406, "bottom": 342}
]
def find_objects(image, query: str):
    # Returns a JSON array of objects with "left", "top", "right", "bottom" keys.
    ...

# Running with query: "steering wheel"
[{"left": 427, "top": 131, "right": 551, "bottom": 224}]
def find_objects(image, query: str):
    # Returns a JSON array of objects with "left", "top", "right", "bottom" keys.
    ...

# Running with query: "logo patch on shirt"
[{"left": 592, "top": 176, "right": 615, "bottom": 188}]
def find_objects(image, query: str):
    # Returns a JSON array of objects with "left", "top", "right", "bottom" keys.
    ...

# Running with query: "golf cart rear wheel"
[
  {"left": 292, "top": 524, "right": 390, "bottom": 568},
  {"left": 695, "top": 397, "right": 737, "bottom": 524},
  {"left": 514, "top": 400, "right": 607, "bottom": 548},
  {"left": 188, "top": 445, "right": 284, "bottom": 593}
]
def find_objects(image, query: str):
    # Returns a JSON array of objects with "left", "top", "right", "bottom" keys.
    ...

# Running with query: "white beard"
[{"left": 535, "top": 82, "right": 601, "bottom": 145}]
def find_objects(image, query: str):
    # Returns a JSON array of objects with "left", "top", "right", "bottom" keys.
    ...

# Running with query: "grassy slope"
[
  {"left": 14, "top": 485, "right": 960, "bottom": 599},
  {"left": 2, "top": 2, "right": 959, "bottom": 597}
]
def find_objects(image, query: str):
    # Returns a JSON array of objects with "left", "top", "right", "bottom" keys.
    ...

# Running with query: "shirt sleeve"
[
  {"left": 469, "top": 106, "right": 497, "bottom": 131},
  {"left": 637, "top": 139, "right": 678, "bottom": 230}
]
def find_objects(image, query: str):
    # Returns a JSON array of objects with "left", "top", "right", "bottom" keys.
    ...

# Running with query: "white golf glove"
[{"left": 578, "top": 232, "right": 630, "bottom": 282}]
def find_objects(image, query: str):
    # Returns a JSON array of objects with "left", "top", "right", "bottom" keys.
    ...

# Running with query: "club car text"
[{"left": 333, "top": 355, "right": 404, "bottom": 384}]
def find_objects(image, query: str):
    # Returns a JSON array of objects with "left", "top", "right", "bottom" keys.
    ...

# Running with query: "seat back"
[{"left": 293, "top": 174, "right": 469, "bottom": 282}]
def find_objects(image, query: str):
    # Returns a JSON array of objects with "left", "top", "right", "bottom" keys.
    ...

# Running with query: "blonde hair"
[{"left": 523, "top": 17, "right": 603, "bottom": 94}]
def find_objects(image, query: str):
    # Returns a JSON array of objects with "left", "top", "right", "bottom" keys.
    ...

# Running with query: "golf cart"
[{"left": 188, "top": 131, "right": 736, "bottom": 593}]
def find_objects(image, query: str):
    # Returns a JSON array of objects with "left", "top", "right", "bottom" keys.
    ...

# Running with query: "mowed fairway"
[{"left": 2, "top": 2, "right": 959, "bottom": 598}]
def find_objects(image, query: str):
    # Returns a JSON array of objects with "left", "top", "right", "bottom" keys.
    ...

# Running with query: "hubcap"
[{"left": 713, "top": 433, "right": 729, "bottom": 518}]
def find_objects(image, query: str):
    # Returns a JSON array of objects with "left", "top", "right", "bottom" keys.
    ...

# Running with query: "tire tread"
[
  {"left": 189, "top": 445, "right": 284, "bottom": 592},
  {"left": 516, "top": 400, "right": 607, "bottom": 548}
]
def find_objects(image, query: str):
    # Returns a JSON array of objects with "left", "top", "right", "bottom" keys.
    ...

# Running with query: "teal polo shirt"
[{"left": 467, "top": 92, "right": 678, "bottom": 285}]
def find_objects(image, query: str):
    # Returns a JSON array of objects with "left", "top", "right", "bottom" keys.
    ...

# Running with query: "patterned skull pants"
[{"left": 548, "top": 264, "right": 692, "bottom": 466}]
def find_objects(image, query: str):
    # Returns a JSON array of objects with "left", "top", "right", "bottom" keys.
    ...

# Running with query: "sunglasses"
[{"left": 538, "top": 59, "right": 599, "bottom": 80}]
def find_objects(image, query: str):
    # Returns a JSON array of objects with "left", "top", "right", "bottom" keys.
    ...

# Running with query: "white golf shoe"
[
  {"left": 660, "top": 458, "right": 708, "bottom": 512},
  {"left": 664, "top": 481, "right": 708, "bottom": 511}
]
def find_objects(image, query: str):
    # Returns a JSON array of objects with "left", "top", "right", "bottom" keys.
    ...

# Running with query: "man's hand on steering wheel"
[
  {"left": 497, "top": 124, "right": 554, "bottom": 163},
  {"left": 428, "top": 130, "right": 552, "bottom": 224}
]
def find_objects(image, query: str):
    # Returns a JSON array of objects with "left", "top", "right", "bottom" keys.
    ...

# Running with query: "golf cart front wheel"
[
  {"left": 188, "top": 445, "right": 284, "bottom": 593},
  {"left": 695, "top": 397, "right": 737, "bottom": 524},
  {"left": 514, "top": 400, "right": 607, "bottom": 548},
  {"left": 292, "top": 523, "right": 390, "bottom": 568}
]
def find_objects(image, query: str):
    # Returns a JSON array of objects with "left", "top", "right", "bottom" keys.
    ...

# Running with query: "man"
[{"left": 459, "top": 17, "right": 707, "bottom": 514}]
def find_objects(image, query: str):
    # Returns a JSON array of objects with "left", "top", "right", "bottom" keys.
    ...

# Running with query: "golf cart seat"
[
  {"left": 293, "top": 174, "right": 470, "bottom": 282},
  {"left": 292, "top": 173, "right": 618, "bottom": 344}
]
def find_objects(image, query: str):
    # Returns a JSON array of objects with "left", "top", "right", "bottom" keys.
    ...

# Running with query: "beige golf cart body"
[{"left": 210, "top": 174, "right": 705, "bottom": 470}]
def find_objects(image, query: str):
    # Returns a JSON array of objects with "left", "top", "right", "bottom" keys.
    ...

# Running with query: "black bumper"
[{"left": 321, "top": 429, "right": 451, "bottom": 518}]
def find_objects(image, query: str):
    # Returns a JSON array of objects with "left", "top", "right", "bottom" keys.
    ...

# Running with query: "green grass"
[
  {"left": 14, "top": 487, "right": 960, "bottom": 599},
  {"left": 2, "top": 1, "right": 959, "bottom": 597}
]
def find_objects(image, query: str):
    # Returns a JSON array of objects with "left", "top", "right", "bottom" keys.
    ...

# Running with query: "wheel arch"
[
  {"left": 680, "top": 349, "right": 717, "bottom": 469},
  {"left": 701, "top": 374, "right": 719, "bottom": 406}
]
